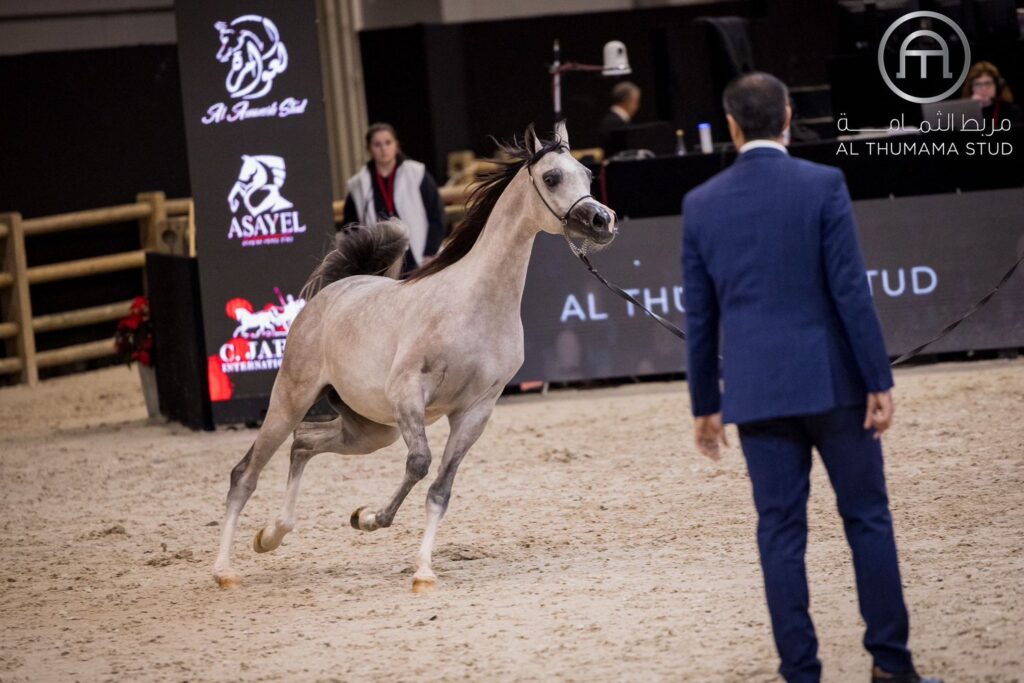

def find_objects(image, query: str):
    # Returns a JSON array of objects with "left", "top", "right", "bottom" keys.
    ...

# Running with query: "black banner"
[
  {"left": 513, "top": 188, "right": 1024, "bottom": 383},
  {"left": 175, "top": 1, "right": 335, "bottom": 424}
]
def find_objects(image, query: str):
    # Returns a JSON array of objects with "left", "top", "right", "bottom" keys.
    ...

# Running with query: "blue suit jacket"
[{"left": 682, "top": 147, "right": 893, "bottom": 425}]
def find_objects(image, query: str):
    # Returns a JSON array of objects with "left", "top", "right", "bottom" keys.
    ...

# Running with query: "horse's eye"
[{"left": 543, "top": 170, "right": 561, "bottom": 188}]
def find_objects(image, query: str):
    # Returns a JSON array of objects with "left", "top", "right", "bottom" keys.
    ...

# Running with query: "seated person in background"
[
  {"left": 962, "top": 61, "right": 1023, "bottom": 127},
  {"left": 341, "top": 123, "right": 446, "bottom": 274},
  {"left": 601, "top": 81, "right": 641, "bottom": 154}
]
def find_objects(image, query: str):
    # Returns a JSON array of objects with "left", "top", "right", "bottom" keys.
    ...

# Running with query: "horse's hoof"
[
  {"left": 412, "top": 577, "right": 437, "bottom": 593},
  {"left": 350, "top": 506, "right": 379, "bottom": 532},
  {"left": 214, "top": 571, "right": 242, "bottom": 589},
  {"left": 253, "top": 527, "right": 275, "bottom": 553}
]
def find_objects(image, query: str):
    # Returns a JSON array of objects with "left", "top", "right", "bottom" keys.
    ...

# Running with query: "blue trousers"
[{"left": 737, "top": 406, "right": 914, "bottom": 683}]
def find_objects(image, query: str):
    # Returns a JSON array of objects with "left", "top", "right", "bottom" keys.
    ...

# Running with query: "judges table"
[
  {"left": 511, "top": 126, "right": 1024, "bottom": 384},
  {"left": 602, "top": 126, "right": 1024, "bottom": 218}
]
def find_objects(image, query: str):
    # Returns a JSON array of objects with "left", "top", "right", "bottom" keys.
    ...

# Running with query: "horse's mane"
[{"left": 404, "top": 131, "right": 565, "bottom": 282}]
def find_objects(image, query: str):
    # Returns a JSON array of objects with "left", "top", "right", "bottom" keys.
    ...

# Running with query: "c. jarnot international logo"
[{"left": 877, "top": 11, "right": 970, "bottom": 104}]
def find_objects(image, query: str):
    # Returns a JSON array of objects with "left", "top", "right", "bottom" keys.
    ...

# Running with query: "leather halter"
[{"left": 526, "top": 163, "right": 593, "bottom": 226}]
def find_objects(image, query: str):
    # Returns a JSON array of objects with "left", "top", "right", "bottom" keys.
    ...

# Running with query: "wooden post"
[
  {"left": 187, "top": 199, "right": 196, "bottom": 257},
  {"left": 0, "top": 213, "right": 38, "bottom": 385},
  {"left": 137, "top": 191, "right": 167, "bottom": 253}
]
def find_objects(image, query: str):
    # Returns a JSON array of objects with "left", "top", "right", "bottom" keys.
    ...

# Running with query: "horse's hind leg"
[
  {"left": 253, "top": 396, "right": 399, "bottom": 553},
  {"left": 212, "top": 381, "right": 322, "bottom": 588},
  {"left": 251, "top": 441, "right": 314, "bottom": 554}
]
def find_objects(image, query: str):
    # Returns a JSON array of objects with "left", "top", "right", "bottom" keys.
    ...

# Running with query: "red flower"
[
  {"left": 130, "top": 296, "right": 148, "bottom": 315},
  {"left": 114, "top": 293, "right": 155, "bottom": 368}
]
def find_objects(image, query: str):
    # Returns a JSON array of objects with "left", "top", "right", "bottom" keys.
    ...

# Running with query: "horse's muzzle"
[{"left": 568, "top": 200, "right": 618, "bottom": 246}]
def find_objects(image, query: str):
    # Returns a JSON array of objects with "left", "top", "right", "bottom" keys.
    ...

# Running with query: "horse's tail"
[{"left": 300, "top": 219, "right": 409, "bottom": 300}]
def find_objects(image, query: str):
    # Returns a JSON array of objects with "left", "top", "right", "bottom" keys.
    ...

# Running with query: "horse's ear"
[
  {"left": 554, "top": 120, "right": 569, "bottom": 149},
  {"left": 524, "top": 124, "right": 542, "bottom": 154}
]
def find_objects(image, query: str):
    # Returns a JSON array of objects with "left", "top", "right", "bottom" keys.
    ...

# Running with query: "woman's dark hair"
[
  {"left": 365, "top": 122, "right": 398, "bottom": 149},
  {"left": 722, "top": 72, "right": 789, "bottom": 140}
]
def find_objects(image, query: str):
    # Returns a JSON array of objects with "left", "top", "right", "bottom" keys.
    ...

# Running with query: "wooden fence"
[
  {"left": 0, "top": 192, "right": 194, "bottom": 386},
  {"left": 0, "top": 183, "right": 476, "bottom": 387}
]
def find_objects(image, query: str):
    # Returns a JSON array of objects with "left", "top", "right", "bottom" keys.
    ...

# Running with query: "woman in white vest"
[{"left": 341, "top": 123, "right": 446, "bottom": 273}]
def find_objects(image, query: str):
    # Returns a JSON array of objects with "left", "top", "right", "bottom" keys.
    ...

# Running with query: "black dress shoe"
[{"left": 871, "top": 666, "right": 943, "bottom": 683}]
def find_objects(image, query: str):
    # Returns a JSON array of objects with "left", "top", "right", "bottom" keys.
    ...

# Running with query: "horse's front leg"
[
  {"left": 412, "top": 397, "right": 496, "bottom": 593},
  {"left": 350, "top": 376, "right": 431, "bottom": 533}
]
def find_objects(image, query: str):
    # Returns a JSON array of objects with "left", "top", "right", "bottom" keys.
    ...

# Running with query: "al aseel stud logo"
[
  {"left": 226, "top": 155, "right": 306, "bottom": 247},
  {"left": 202, "top": 14, "right": 308, "bottom": 125},
  {"left": 215, "top": 15, "right": 288, "bottom": 100},
  {"left": 878, "top": 11, "right": 970, "bottom": 104}
]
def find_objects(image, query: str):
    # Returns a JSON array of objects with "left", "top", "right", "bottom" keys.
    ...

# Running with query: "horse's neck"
[{"left": 459, "top": 174, "right": 542, "bottom": 311}]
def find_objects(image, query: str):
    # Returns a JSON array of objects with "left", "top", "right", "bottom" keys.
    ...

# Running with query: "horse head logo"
[
  {"left": 214, "top": 15, "right": 288, "bottom": 100},
  {"left": 227, "top": 155, "right": 294, "bottom": 216}
]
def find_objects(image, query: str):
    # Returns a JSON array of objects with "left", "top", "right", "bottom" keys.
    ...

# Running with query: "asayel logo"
[
  {"left": 201, "top": 15, "right": 308, "bottom": 125},
  {"left": 878, "top": 11, "right": 970, "bottom": 104},
  {"left": 226, "top": 155, "right": 307, "bottom": 247}
]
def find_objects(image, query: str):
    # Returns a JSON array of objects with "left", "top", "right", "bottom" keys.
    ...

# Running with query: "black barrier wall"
[
  {"left": 175, "top": 1, "right": 336, "bottom": 424},
  {"left": 513, "top": 188, "right": 1024, "bottom": 384}
]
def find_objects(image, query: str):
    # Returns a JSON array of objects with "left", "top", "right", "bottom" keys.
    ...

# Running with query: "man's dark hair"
[
  {"left": 611, "top": 81, "right": 640, "bottom": 105},
  {"left": 722, "top": 72, "right": 789, "bottom": 140}
]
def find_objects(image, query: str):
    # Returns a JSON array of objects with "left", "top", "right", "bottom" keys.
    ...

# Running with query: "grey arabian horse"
[{"left": 213, "top": 122, "right": 617, "bottom": 591}]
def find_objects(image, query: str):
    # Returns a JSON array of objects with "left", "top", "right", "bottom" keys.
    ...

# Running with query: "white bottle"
[{"left": 698, "top": 122, "right": 713, "bottom": 154}]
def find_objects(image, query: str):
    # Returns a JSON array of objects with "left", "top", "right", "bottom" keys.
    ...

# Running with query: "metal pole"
[{"left": 552, "top": 39, "right": 562, "bottom": 124}]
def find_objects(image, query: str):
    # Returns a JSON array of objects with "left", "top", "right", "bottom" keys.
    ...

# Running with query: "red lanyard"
[{"left": 374, "top": 168, "right": 397, "bottom": 216}]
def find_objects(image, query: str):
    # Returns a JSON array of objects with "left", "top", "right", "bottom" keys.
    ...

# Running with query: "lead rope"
[
  {"left": 563, "top": 233, "right": 687, "bottom": 342},
  {"left": 888, "top": 250, "right": 1024, "bottom": 366},
  {"left": 563, "top": 227, "right": 1023, "bottom": 365},
  {"left": 531, "top": 171, "right": 1023, "bottom": 366}
]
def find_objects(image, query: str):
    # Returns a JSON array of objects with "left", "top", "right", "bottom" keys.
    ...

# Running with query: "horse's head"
[
  {"left": 524, "top": 121, "right": 617, "bottom": 247},
  {"left": 214, "top": 21, "right": 239, "bottom": 63}
]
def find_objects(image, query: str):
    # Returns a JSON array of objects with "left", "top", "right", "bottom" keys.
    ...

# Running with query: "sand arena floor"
[{"left": 0, "top": 359, "right": 1021, "bottom": 682}]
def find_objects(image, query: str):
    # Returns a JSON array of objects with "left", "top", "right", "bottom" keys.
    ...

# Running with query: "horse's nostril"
[{"left": 592, "top": 209, "right": 609, "bottom": 230}]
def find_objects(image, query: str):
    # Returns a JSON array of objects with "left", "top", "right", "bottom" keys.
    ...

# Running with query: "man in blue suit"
[{"left": 682, "top": 73, "right": 940, "bottom": 683}]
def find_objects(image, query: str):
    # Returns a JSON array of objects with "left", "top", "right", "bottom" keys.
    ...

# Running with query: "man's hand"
[
  {"left": 694, "top": 412, "right": 728, "bottom": 461},
  {"left": 863, "top": 391, "right": 894, "bottom": 439}
]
